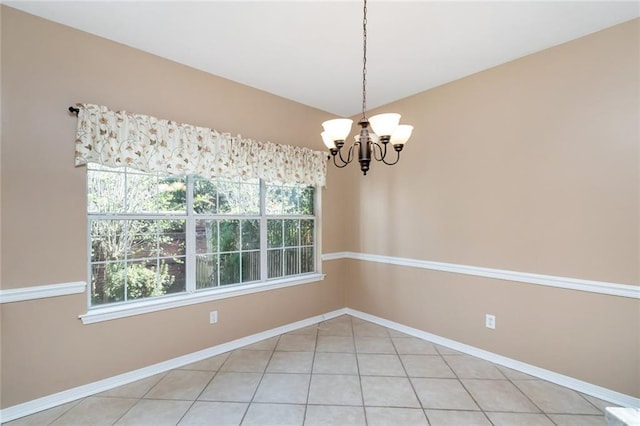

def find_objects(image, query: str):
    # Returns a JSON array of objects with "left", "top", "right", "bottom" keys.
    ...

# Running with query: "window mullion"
[
  {"left": 186, "top": 175, "right": 195, "bottom": 293},
  {"left": 123, "top": 169, "right": 129, "bottom": 302},
  {"left": 86, "top": 216, "right": 92, "bottom": 308},
  {"left": 216, "top": 221, "right": 221, "bottom": 288},
  {"left": 260, "top": 179, "right": 268, "bottom": 282},
  {"left": 239, "top": 220, "right": 244, "bottom": 284},
  {"left": 281, "top": 220, "right": 285, "bottom": 277},
  {"left": 123, "top": 219, "right": 129, "bottom": 302},
  {"left": 297, "top": 218, "right": 302, "bottom": 275},
  {"left": 314, "top": 185, "right": 321, "bottom": 274}
]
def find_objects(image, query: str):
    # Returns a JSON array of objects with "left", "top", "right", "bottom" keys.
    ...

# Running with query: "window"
[{"left": 88, "top": 164, "right": 318, "bottom": 307}]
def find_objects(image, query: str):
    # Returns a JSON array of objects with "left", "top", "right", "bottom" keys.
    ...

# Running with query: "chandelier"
[{"left": 321, "top": 0, "right": 413, "bottom": 176}]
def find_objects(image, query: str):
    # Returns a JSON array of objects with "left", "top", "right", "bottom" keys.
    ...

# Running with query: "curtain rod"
[{"left": 68, "top": 106, "right": 79, "bottom": 116}]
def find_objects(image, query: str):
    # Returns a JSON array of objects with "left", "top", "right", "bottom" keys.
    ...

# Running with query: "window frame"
[{"left": 82, "top": 166, "right": 324, "bottom": 324}]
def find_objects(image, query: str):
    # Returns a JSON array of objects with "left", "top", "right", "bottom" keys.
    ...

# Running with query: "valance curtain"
[{"left": 74, "top": 103, "right": 327, "bottom": 187}]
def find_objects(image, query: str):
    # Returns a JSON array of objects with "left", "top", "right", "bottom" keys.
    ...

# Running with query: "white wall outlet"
[
  {"left": 209, "top": 311, "right": 218, "bottom": 324},
  {"left": 485, "top": 314, "right": 496, "bottom": 329}
]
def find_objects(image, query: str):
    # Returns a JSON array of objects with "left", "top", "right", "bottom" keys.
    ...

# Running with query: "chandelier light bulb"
[
  {"left": 321, "top": 132, "right": 336, "bottom": 150},
  {"left": 369, "top": 113, "right": 401, "bottom": 139},
  {"left": 390, "top": 125, "right": 414, "bottom": 145},
  {"left": 322, "top": 118, "right": 353, "bottom": 142}
]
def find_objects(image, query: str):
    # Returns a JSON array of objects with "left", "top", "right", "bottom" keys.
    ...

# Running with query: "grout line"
[
  {"left": 108, "top": 372, "right": 170, "bottom": 425},
  {"left": 350, "top": 316, "right": 368, "bottom": 425},
  {"left": 237, "top": 334, "right": 281, "bottom": 425},
  {"left": 389, "top": 332, "right": 432, "bottom": 425},
  {"left": 438, "top": 350, "right": 494, "bottom": 425},
  {"left": 576, "top": 391, "right": 609, "bottom": 414},
  {"left": 110, "top": 399, "right": 139, "bottom": 424},
  {"left": 502, "top": 372, "right": 556, "bottom": 424},
  {"left": 175, "top": 354, "right": 229, "bottom": 424},
  {"left": 42, "top": 397, "right": 85, "bottom": 425},
  {"left": 302, "top": 326, "right": 319, "bottom": 425}
]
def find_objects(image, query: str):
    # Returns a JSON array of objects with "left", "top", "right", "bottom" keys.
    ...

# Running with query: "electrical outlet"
[
  {"left": 485, "top": 314, "right": 496, "bottom": 329},
  {"left": 209, "top": 311, "right": 218, "bottom": 324}
]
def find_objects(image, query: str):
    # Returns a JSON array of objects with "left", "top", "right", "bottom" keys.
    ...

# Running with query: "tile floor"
[{"left": 6, "top": 315, "right": 614, "bottom": 425}]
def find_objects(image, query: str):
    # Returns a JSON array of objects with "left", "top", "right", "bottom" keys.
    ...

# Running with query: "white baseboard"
[
  {"left": 2, "top": 306, "right": 637, "bottom": 423},
  {"left": 0, "top": 308, "right": 348, "bottom": 423},
  {"left": 345, "top": 308, "right": 640, "bottom": 409}
]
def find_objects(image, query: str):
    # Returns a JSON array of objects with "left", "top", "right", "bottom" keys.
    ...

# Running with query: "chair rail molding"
[
  {"left": 321, "top": 251, "right": 639, "bottom": 299},
  {"left": 0, "top": 281, "right": 86, "bottom": 304}
]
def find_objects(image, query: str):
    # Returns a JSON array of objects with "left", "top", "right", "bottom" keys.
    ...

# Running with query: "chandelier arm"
[
  {"left": 370, "top": 141, "right": 388, "bottom": 162},
  {"left": 379, "top": 149, "right": 402, "bottom": 166},
  {"left": 334, "top": 143, "right": 356, "bottom": 167},
  {"left": 332, "top": 154, "right": 350, "bottom": 168}
]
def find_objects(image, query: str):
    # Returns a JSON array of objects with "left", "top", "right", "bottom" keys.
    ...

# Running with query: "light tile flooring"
[{"left": 7, "top": 315, "right": 614, "bottom": 425}]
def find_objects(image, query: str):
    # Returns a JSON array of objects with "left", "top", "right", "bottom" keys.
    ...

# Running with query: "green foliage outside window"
[
  {"left": 89, "top": 166, "right": 187, "bottom": 305},
  {"left": 88, "top": 165, "right": 315, "bottom": 306},
  {"left": 99, "top": 262, "right": 175, "bottom": 303}
]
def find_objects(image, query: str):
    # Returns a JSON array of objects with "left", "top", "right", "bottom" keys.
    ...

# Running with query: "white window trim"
[
  {"left": 84, "top": 168, "right": 324, "bottom": 324},
  {"left": 79, "top": 272, "right": 325, "bottom": 324}
]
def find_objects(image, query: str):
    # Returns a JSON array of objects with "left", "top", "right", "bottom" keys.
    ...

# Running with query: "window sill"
[{"left": 79, "top": 273, "right": 325, "bottom": 325}]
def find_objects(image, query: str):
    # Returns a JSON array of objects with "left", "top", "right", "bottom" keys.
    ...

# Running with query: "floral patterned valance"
[{"left": 74, "top": 103, "right": 327, "bottom": 187}]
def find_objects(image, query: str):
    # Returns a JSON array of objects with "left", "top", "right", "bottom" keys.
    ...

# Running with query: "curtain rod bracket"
[{"left": 68, "top": 106, "right": 79, "bottom": 116}]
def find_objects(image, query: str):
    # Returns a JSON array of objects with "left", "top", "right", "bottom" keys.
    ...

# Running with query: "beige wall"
[
  {"left": 346, "top": 19, "right": 639, "bottom": 397},
  {"left": 1, "top": 4, "right": 638, "bottom": 411},
  {"left": 0, "top": 6, "right": 347, "bottom": 408}
]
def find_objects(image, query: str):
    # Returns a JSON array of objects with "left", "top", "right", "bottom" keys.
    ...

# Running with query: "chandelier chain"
[{"left": 362, "top": 0, "right": 367, "bottom": 120}]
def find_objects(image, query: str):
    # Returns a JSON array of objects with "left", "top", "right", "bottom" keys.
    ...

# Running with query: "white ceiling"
[{"left": 6, "top": 1, "right": 639, "bottom": 117}]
